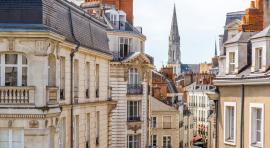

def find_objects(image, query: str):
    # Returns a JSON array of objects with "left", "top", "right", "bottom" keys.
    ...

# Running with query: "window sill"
[
  {"left": 224, "top": 140, "right": 236, "bottom": 146},
  {"left": 250, "top": 143, "right": 262, "bottom": 148}
]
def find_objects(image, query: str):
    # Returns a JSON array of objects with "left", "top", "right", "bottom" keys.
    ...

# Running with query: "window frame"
[
  {"left": 127, "top": 134, "right": 140, "bottom": 148},
  {"left": 162, "top": 135, "right": 171, "bottom": 148},
  {"left": 0, "top": 128, "right": 24, "bottom": 148},
  {"left": 255, "top": 48, "right": 263, "bottom": 71},
  {"left": 249, "top": 103, "right": 264, "bottom": 148},
  {"left": 151, "top": 116, "right": 157, "bottom": 128},
  {"left": 151, "top": 134, "right": 157, "bottom": 147},
  {"left": 228, "top": 52, "right": 236, "bottom": 73},
  {"left": 224, "top": 102, "right": 236, "bottom": 145},
  {"left": 127, "top": 101, "right": 141, "bottom": 121},
  {"left": 119, "top": 37, "right": 132, "bottom": 58},
  {"left": 0, "top": 53, "right": 28, "bottom": 86},
  {"left": 128, "top": 68, "right": 139, "bottom": 85}
]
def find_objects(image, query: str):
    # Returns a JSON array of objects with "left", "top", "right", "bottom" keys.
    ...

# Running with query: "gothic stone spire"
[
  {"left": 170, "top": 4, "right": 180, "bottom": 40},
  {"left": 168, "top": 4, "right": 181, "bottom": 75}
]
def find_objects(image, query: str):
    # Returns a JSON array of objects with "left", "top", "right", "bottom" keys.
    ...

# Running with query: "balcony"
[
  {"left": 0, "top": 86, "right": 35, "bottom": 104},
  {"left": 127, "top": 84, "right": 143, "bottom": 95},
  {"left": 127, "top": 116, "right": 141, "bottom": 122}
]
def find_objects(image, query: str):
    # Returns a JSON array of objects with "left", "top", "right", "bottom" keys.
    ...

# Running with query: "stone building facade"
[
  {"left": 150, "top": 97, "right": 184, "bottom": 148},
  {"left": 80, "top": 2, "right": 154, "bottom": 147},
  {"left": 0, "top": 0, "right": 116, "bottom": 148},
  {"left": 212, "top": 1, "right": 270, "bottom": 147},
  {"left": 186, "top": 83, "right": 215, "bottom": 139}
]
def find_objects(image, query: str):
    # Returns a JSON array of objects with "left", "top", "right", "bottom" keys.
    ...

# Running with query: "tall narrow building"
[{"left": 168, "top": 5, "right": 181, "bottom": 75}]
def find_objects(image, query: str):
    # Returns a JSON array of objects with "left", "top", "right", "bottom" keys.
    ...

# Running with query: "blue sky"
[
  {"left": 72, "top": 0, "right": 251, "bottom": 69},
  {"left": 133, "top": 0, "right": 251, "bottom": 69}
]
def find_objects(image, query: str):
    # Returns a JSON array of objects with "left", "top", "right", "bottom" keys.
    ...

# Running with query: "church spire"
[
  {"left": 170, "top": 4, "right": 180, "bottom": 39},
  {"left": 168, "top": 4, "right": 181, "bottom": 75}
]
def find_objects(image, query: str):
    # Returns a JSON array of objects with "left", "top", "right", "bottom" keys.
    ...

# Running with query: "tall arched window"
[
  {"left": 0, "top": 53, "right": 28, "bottom": 86},
  {"left": 48, "top": 54, "right": 56, "bottom": 86},
  {"left": 128, "top": 68, "right": 139, "bottom": 85}
]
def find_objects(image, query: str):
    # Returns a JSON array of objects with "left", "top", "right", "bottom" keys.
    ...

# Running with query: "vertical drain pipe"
[
  {"left": 68, "top": 7, "right": 80, "bottom": 148},
  {"left": 240, "top": 84, "right": 245, "bottom": 148}
]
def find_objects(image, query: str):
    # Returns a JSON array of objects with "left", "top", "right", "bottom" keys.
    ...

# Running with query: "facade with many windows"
[
  {"left": 80, "top": 3, "right": 154, "bottom": 147},
  {"left": 212, "top": 4, "right": 270, "bottom": 147},
  {"left": 0, "top": 0, "right": 117, "bottom": 148},
  {"left": 186, "top": 82, "right": 215, "bottom": 138},
  {"left": 150, "top": 97, "right": 186, "bottom": 148}
]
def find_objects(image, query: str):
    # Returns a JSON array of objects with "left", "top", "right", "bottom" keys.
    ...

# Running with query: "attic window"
[
  {"left": 255, "top": 48, "right": 262, "bottom": 71},
  {"left": 229, "top": 52, "right": 235, "bottom": 74}
]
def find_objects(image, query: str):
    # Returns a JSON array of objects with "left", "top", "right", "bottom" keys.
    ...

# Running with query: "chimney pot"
[{"left": 250, "top": 1, "right": 256, "bottom": 8}]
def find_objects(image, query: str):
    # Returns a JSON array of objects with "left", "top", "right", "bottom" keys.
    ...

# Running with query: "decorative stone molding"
[
  {"left": 29, "top": 120, "right": 39, "bottom": 128},
  {"left": 8, "top": 38, "right": 15, "bottom": 51},
  {"left": 8, "top": 120, "right": 12, "bottom": 127},
  {"left": 35, "top": 40, "right": 50, "bottom": 56},
  {"left": 0, "top": 114, "right": 45, "bottom": 119},
  {"left": 127, "top": 124, "right": 141, "bottom": 133}
]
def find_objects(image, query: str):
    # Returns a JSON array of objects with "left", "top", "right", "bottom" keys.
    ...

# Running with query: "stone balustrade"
[{"left": 0, "top": 86, "right": 35, "bottom": 104}]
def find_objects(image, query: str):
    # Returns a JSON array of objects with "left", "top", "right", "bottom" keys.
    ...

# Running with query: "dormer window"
[
  {"left": 255, "top": 48, "right": 262, "bottom": 71},
  {"left": 119, "top": 37, "right": 132, "bottom": 58},
  {"left": 229, "top": 52, "right": 235, "bottom": 73},
  {"left": 110, "top": 14, "right": 117, "bottom": 26}
]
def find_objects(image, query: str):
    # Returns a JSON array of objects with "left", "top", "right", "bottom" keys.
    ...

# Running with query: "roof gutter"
[{"left": 68, "top": 7, "right": 81, "bottom": 148}]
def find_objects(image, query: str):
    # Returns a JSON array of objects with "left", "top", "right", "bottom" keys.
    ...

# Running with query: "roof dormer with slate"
[
  {"left": 224, "top": 32, "right": 256, "bottom": 75},
  {"left": 251, "top": 25, "right": 270, "bottom": 72}
]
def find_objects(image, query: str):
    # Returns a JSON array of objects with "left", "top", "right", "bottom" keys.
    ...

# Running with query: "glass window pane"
[
  {"left": 5, "top": 54, "right": 17, "bottom": 64},
  {"left": 12, "top": 129, "right": 22, "bottom": 142},
  {"left": 5, "top": 67, "right": 17, "bottom": 86},
  {"left": 22, "top": 67, "right": 27, "bottom": 86},
  {"left": 0, "top": 128, "right": 9, "bottom": 141},
  {"left": 22, "top": 55, "right": 27, "bottom": 65}
]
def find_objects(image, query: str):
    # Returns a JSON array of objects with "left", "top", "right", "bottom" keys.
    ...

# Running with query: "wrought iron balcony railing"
[
  {"left": 127, "top": 84, "right": 143, "bottom": 95},
  {"left": 127, "top": 116, "right": 141, "bottom": 122}
]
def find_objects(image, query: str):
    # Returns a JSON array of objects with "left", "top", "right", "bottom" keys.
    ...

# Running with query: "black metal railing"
[
  {"left": 127, "top": 84, "right": 143, "bottom": 95},
  {"left": 127, "top": 116, "right": 141, "bottom": 122}
]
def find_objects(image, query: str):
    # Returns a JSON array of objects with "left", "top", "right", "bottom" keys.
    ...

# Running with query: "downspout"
[
  {"left": 68, "top": 7, "right": 81, "bottom": 148},
  {"left": 240, "top": 84, "right": 245, "bottom": 148},
  {"left": 215, "top": 100, "right": 218, "bottom": 148}
]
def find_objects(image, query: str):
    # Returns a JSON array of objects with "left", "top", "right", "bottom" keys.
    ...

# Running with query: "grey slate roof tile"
[{"left": 0, "top": 0, "right": 111, "bottom": 55}]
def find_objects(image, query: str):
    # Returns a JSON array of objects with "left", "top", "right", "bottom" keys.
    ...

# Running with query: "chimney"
[
  {"left": 264, "top": 0, "right": 270, "bottom": 27},
  {"left": 250, "top": 1, "right": 256, "bottom": 8},
  {"left": 256, "top": 0, "right": 263, "bottom": 10}
]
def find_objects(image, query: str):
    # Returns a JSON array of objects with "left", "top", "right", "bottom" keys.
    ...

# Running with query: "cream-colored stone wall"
[
  {"left": 151, "top": 111, "right": 180, "bottom": 148},
  {"left": 0, "top": 32, "right": 115, "bottom": 148},
  {"left": 218, "top": 85, "right": 270, "bottom": 148}
]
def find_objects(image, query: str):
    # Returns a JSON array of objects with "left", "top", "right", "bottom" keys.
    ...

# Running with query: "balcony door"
[{"left": 128, "top": 68, "right": 139, "bottom": 85}]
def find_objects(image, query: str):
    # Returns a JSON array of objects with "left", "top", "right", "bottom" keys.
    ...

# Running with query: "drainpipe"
[
  {"left": 215, "top": 100, "right": 218, "bottom": 148},
  {"left": 68, "top": 7, "right": 81, "bottom": 148},
  {"left": 240, "top": 84, "right": 245, "bottom": 148}
]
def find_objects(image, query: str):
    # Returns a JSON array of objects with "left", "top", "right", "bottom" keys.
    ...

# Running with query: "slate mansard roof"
[{"left": 0, "top": 0, "right": 111, "bottom": 55}]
